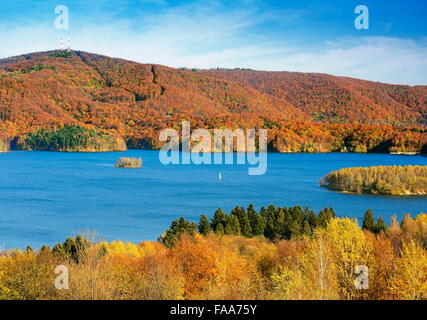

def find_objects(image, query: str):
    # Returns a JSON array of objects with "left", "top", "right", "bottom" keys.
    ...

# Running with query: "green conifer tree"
[
  {"left": 375, "top": 216, "right": 387, "bottom": 234},
  {"left": 198, "top": 214, "right": 212, "bottom": 235},
  {"left": 302, "top": 220, "right": 312, "bottom": 236},
  {"left": 362, "top": 209, "right": 375, "bottom": 232},
  {"left": 212, "top": 208, "right": 227, "bottom": 232},
  {"left": 225, "top": 215, "right": 241, "bottom": 235},
  {"left": 247, "top": 204, "right": 257, "bottom": 228},
  {"left": 252, "top": 213, "right": 266, "bottom": 236},
  {"left": 216, "top": 223, "right": 225, "bottom": 235},
  {"left": 318, "top": 208, "right": 336, "bottom": 228},
  {"left": 159, "top": 217, "right": 197, "bottom": 248}
]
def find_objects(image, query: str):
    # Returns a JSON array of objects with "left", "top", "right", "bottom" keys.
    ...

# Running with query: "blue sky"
[{"left": 0, "top": 0, "right": 426, "bottom": 84}]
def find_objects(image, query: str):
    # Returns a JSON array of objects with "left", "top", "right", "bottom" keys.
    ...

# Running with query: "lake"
[{"left": 0, "top": 150, "right": 426, "bottom": 249}]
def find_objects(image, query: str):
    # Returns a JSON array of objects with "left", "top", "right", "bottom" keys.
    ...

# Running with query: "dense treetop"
[
  {"left": 159, "top": 204, "right": 337, "bottom": 247},
  {"left": 202, "top": 68, "right": 427, "bottom": 126},
  {"left": 16, "top": 125, "right": 126, "bottom": 152},
  {"left": 0, "top": 51, "right": 425, "bottom": 152},
  {"left": 1, "top": 204, "right": 427, "bottom": 300},
  {"left": 151, "top": 204, "right": 425, "bottom": 300}
]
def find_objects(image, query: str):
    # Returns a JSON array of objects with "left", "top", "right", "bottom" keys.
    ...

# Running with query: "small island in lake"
[
  {"left": 320, "top": 165, "right": 427, "bottom": 196},
  {"left": 115, "top": 157, "right": 143, "bottom": 168}
]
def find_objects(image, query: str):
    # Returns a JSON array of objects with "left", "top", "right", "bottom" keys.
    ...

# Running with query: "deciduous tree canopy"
[{"left": 0, "top": 51, "right": 425, "bottom": 153}]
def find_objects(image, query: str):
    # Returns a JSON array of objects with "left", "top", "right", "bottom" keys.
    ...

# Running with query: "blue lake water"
[{"left": 0, "top": 150, "right": 426, "bottom": 249}]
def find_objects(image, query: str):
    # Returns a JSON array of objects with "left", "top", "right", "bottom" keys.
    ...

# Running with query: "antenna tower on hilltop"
[{"left": 67, "top": 33, "right": 71, "bottom": 51}]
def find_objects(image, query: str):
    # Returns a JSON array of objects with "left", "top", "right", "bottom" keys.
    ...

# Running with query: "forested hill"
[
  {"left": 0, "top": 50, "right": 425, "bottom": 152},
  {"left": 202, "top": 69, "right": 427, "bottom": 127}
]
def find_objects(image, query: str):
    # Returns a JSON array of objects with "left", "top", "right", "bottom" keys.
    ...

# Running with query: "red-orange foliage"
[{"left": 0, "top": 51, "right": 425, "bottom": 152}]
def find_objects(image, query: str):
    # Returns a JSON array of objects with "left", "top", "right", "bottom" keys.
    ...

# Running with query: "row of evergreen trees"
[
  {"left": 362, "top": 209, "right": 387, "bottom": 234},
  {"left": 160, "top": 205, "right": 389, "bottom": 247},
  {"left": 159, "top": 204, "right": 336, "bottom": 247},
  {"left": 20, "top": 64, "right": 56, "bottom": 74},
  {"left": 33, "top": 235, "right": 90, "bottom": 264},
  {"left": 50, "top": 51, "right": 74, "bottom": 58},
  {"left": 17, "top": 125, "right": 119, "bottom": 151}
]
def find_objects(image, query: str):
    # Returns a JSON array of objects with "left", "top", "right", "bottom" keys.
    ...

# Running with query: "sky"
[{"left": 0, "top": 0, "right": 426, "bottom": 85}]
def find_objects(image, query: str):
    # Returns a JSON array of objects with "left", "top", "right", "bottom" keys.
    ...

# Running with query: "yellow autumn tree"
[
  {"left": 170, "top": 234, "right": 218, "bottom": 298},
  {"left": 0, "top": 249, "right": 59, "bottom": 300},
  {"left": 298, "top": 235, "right": 339, "bottom": 299},
  {"left": 364, "top": 232, "right": 395, "bottom": 299},
  {"left": 197, "top": 235, "right": 266, "bottom": 299},
  {"left": 320, "top": 218, "right": 373, "bottom": 300},
  {"left": 271, "top": 236, "right": 339, "bottom": 300},
  {"left": 387, "top": 241, "right": 427, "bottom": 300}
]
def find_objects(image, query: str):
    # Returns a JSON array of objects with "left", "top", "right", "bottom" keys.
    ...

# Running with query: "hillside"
[
  {"left": 0, "top": 50, "right": 425, "bottom": 152},
  {"left": 202, "top": 69, "right": 427, "bottom": 126}
]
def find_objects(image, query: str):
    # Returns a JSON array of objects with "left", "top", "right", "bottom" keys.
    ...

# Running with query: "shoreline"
[
  {"left": 321, "top": 186, "right": 427, "bottom": 197},
  {"left": 1, "top": 148, "right": 426, "bottom": 155}
]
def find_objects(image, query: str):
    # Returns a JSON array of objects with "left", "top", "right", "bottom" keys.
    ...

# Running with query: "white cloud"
[{"left": 270, "top": 37, "right": 427, "bottom": 85}]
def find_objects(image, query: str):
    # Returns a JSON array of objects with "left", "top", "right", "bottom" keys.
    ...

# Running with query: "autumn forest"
[
  {"left": 1, "top": 205, "right": 426, "bottom": 300},
  {"left": 0, "top": 50, "right": 425, "bottom": 153},
  {"left": 0, "top": 50, "right": 426, "bottom": 302}
]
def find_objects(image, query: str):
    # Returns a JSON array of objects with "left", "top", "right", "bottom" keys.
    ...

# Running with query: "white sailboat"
[{"left": 219, "top": 171, "right": 222, "bottom": 180}]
